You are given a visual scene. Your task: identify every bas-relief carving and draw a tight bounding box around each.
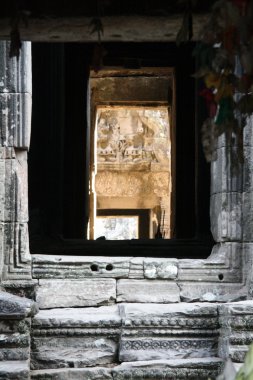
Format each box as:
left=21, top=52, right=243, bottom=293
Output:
left=95, top=171, right=169, bottom=198
left=96, top=108, right=170, bottom=165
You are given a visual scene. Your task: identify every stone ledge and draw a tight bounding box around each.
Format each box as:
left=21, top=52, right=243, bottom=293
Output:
left=0, top=291, right=37, bottom=319
left=0, top=360, right=30, bottom=380
left=31, top=367, right=112, bottom=380
left=112, top=358, right=223, bottom=379
left=36, top=279, right=116, bottom=308
left=32, top=255, right=131, bottom=279
left=32, top=305, right=121, bottom=329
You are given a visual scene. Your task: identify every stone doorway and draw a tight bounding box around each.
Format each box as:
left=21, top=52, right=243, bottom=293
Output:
left=92, top=103, right=172, bottom=240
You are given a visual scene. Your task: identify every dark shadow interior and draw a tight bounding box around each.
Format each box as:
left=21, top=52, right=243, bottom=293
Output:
left=28, top=42, right=213, bottom=257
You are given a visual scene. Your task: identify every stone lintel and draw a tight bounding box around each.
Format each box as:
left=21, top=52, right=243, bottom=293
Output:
left=0, top=15, right=208, bottom=42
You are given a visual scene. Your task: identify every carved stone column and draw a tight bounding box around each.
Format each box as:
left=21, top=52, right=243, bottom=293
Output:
left=210, top=123, right=253, bottom=297
left=0, top=42, right=32, bottom=282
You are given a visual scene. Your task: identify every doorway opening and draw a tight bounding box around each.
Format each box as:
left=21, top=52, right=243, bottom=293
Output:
left=92, top=105, right=172, bottom=240
left=88, top=68, right=175, bottom=240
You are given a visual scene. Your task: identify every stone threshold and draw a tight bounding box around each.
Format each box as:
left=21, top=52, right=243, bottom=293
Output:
left=31, top=244, right=246, bottom=304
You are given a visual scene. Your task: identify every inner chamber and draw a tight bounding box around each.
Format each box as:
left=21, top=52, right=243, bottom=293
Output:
left=92, top=106, right=172, bottom=240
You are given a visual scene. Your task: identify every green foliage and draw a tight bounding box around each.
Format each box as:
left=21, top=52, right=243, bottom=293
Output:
left=235, top=344, right=253, bottom=380
left=217, top=344, right=253, bottom=380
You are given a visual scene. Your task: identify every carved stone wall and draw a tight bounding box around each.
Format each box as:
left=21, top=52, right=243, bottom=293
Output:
left=0, top=41, right=32, bottom=282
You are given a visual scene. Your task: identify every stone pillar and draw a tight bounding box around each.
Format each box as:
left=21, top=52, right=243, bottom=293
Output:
left=0, top=41, right=32, bottom=282
left=242, top=117, right=253, bottom=296
left=209, top=120, right=253, bottom=297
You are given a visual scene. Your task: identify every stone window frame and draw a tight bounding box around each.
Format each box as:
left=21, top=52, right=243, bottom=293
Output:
left=0, top=40, right=251, bottom=303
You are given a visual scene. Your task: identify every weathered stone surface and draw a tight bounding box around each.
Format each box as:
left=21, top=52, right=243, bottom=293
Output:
left=0, top=294, right=33, bottom=361
left=243, top=115, right=253, bottom=147
left=0, top=291, right=37, bottom=319
left=112, top=358, right=223, bottom=379
left=178, top=243, right=243, bottom=283
left=36, top=279, right=116, bottom=308
left=0, top=93, right=32, bottom=148
left=144, top=258, right=178, bottom=279
left=180, top=283, right=246, bottom=302
left=31, top=336, right=117, bottom=369
left=243, top=146, right=253, bottom=192
left=242, top=192, right=253, bottom=241
left=1, top=279, right=38, bottom=300
left=32, top=255, right=130, bottom=279
left=92, top=76, right=170, bottom=103
left=119, top=303, right=218, bottom=361
left=119, top=337, right=218, bottom=361
left=211, top=147, right=243, bottom=194
left=0, top=42, right=32, bottom=94
left=31, top=306, right=120, bottom=369
left=0, top=223, right=31, bottom=281
left=117, top=280, right=180, bottom=303
left=0, top=15, right=208, bottom=42
left=129, top=257, right=144, bottom=279
left=31, top=367, right=112, bottom=380
left=219, top=301, right=253, bottom=363
left=0, top=151, right=28, bottom=222
left=210, top=192, right=242, bottom=242
left=120, top=302, right=219, bottom=322
left=0, top=360, right=30, bottom=380
left=32, top=305, right=121, bottom=328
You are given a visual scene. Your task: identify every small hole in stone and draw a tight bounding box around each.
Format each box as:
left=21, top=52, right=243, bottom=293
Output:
left=106, top=264, right=113, bottom=271
left=218, top=273, right=224, bottom=281
left=90, top=264, right=99, bottom=272
left=69, top=363, right=74, bottom=368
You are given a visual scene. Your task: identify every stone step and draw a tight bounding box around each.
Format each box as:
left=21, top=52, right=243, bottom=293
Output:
left=31, top=359, right=223, bottom=379
left=0, top=360, right=30, bottom=380
left=31, top=303, right=219, bottom=370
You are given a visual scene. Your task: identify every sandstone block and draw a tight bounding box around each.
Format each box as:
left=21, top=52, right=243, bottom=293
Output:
left=243, top=115, right=253, bottom=147
left=32, top=305, right=121, bottom=329
left=0, top=151, right=28, bottom=222
left=32, top=255, right=130, bottom=279
left=31, top=367, right=112, bottom=380
left=211, top=147, right=242, bottom=194
left=242, top=192, right=253, bottom=241
left=117, top=279, right=180, bottom=303
left=112, top=358, right=223, bottom=379
left=119, top=337, right=218, bottom=361
left=0, top=223, right=31, bottom=281
left=36, top=279, right=116, bottom=308
left=180, top=283, right=246, bottom=303
left=0, top=42, right=32, bottom=94
left=218, top=301, right=253, bottom=362
left=119, top=303, right=219, bottom=361
left=0, top=93, right=31, bottom=148
left=0, top=291, right=37, bottom=319
left=178, top=242, right=243, bottom=283
left=144, top=258, right=178, bottom=279
left=0, top=360, right=30, bottom=380
left=31, top=336, right=117, bottom=369
left=31, top=305, right=120, bottom=369
left=210, top=192, right=242, bottom=242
